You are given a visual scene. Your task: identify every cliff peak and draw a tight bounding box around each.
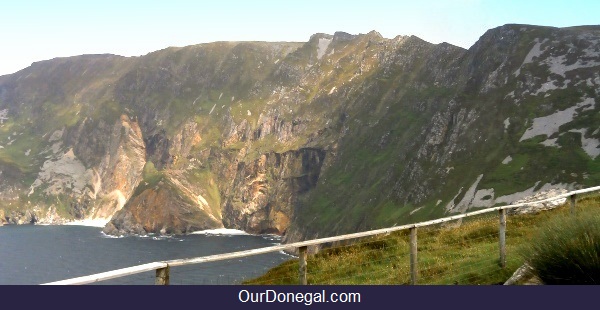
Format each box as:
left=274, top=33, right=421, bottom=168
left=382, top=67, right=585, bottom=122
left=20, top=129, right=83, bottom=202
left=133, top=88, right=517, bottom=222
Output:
left=333, top=31, right=357, bottom=42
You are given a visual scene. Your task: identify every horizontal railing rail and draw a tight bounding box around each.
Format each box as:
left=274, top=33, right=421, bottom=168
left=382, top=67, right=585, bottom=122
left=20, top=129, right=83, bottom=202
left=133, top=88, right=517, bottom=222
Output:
left=41, top=185, right=600, bottom=285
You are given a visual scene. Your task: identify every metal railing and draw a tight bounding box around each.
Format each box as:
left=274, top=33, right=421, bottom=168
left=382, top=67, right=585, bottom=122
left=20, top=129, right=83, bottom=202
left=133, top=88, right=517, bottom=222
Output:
left=41, top=185, right=600, bottom=285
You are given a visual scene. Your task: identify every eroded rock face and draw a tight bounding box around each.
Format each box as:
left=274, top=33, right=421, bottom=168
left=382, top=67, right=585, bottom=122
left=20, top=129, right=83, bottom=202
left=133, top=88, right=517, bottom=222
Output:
left=2, top=204, right=64, bottom=225
left=222, top=148, right=326, bottom=235
left=103, top=177, right=223, bottom=235
left=3, top=114, right=147, bottom=224
left=91, top=115, right=147, bottom=219
left=1, top=24, right=599, bottom=242
left=62, top=114, right=147, bottom=221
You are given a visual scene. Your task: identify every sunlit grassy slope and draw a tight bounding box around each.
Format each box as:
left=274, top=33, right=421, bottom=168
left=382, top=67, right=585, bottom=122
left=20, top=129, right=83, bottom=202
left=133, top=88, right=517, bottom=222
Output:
left=245, top=192, right=600, bottom=285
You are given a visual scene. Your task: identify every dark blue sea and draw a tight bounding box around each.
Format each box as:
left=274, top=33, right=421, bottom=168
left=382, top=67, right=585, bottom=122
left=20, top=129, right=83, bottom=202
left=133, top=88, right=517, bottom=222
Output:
left=0, top=224, right=291, bottom=285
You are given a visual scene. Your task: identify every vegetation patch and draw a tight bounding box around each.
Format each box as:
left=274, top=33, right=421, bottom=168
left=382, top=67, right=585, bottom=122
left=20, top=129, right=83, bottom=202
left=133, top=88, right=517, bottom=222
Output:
left=184, top=168, right=222, bottom=217
left=520, top=205, right=600, bottom=284
left=246, top=193, right=600, bottom=285
left=132, top=161, right=164, bottom=196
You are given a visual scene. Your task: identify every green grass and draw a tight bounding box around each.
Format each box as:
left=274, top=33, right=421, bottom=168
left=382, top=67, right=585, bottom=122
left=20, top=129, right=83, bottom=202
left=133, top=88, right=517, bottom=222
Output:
left=184, top=168, right=222, bottom=218
left=479, top=132, right=597, bottom=197
left=0, top=121, right=44, bottom=175
left=131, top=161, right=164, bottom=196
left=520, top=208, right=600, bottom=284
left=244, top=192, right=600, bottom=285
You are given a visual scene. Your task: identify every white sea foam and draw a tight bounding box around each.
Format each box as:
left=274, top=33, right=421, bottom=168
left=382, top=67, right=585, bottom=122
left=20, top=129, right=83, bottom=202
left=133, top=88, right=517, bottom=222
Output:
left=149, top=235, right=182, bottom=241
left=190, top=228, right=250, bottom=236
left=100, top=231, right=125, bottom=239
left=279, top=250, right=297, bottom=258
left=64, top=218, right=109, bottom=227
left=262, top=234, right=282, bottom=242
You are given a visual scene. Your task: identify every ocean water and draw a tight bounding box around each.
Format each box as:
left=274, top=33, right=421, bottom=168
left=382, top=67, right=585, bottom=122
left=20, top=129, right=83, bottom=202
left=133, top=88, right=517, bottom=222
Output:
left=0, top=224, right=291, bottom=285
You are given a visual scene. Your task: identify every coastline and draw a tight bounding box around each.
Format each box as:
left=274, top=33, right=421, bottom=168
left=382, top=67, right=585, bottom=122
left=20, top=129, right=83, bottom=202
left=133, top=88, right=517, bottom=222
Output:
left=189, top=228, right=251, bottom=236
left=7, top=218, right=284, bottom=242
left=63, top=219, right=109, bottom=228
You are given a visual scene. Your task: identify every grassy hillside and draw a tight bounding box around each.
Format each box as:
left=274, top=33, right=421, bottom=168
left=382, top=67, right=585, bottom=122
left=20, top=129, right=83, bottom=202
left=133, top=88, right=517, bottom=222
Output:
left=245, top=192, right=600, bottom=285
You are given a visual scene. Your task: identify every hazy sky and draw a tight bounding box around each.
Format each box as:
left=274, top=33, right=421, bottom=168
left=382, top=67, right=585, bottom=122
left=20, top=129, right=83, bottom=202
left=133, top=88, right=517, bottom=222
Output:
left=1, top=0, right=598, bottom=76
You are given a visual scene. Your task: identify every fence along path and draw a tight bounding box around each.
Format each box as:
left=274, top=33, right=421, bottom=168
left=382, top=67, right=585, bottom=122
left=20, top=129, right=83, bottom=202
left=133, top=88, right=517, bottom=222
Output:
left=42, top=185, right=600, bottom=285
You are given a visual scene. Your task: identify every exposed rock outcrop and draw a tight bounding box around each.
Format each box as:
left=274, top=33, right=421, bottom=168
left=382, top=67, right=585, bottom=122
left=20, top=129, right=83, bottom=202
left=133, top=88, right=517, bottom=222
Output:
left=103, top=176, right=223, bottom=235
left=222, top=148, right=326, bottom=235
left=1, top=24, right=599, bottom=242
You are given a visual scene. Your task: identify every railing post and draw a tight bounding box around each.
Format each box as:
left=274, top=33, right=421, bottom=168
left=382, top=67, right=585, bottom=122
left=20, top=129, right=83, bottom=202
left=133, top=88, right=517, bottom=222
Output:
left=499, top=209, right=506, bottom=268
left=299, top=246, right=308, bottom=285
left=155, top=265, right=170, bottom=285
left=410, top=227, right=418, bottom=285
left=570, top=194, right=577, bottom=215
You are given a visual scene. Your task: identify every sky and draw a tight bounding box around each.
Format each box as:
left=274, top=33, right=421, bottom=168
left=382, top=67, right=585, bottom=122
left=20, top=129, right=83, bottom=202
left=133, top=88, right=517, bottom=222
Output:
left=1, top=0, right=599, bottom=76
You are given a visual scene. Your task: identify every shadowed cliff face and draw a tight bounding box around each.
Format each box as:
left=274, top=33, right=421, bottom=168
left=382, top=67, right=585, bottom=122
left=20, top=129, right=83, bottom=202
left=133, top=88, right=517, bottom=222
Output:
left=222, top=148, right=326, bottom=235
left=1, top=25, right=599, bottom=241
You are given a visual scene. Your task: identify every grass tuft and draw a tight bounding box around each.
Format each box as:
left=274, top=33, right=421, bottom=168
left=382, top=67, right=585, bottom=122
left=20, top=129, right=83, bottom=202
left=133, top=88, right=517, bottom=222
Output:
left=520, top=209, right=600, bottom=284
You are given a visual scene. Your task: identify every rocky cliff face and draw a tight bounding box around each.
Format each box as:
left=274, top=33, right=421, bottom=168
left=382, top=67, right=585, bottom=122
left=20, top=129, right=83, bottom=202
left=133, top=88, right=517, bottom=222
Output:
left=1, top=24, right=599, bottom=242
left=221, top=148, right=326, bottom=235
